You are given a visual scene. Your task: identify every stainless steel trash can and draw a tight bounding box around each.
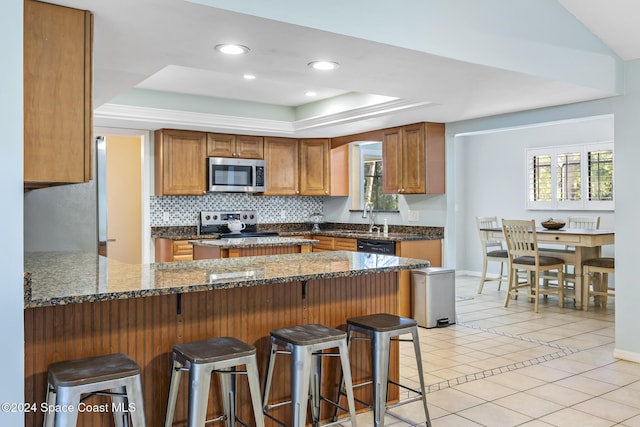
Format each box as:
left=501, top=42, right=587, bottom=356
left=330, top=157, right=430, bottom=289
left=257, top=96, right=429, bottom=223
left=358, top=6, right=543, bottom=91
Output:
left=411, top=268, right=456, bottom=328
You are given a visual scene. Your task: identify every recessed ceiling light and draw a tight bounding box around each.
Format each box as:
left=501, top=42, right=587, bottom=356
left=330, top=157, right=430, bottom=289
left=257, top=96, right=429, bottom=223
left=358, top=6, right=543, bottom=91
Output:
left=215, top=44, right=250, bottom=55
left=308, top=61, right=340, bottom=71
left=305, top=91, right=317, bottom=97
left=243, top=74, right=256, bottom=80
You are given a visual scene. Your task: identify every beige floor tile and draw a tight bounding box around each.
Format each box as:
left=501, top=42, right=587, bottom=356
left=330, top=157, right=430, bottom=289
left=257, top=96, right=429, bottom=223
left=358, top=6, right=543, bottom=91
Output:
left=483, top=371, right=547, bottom=391
left=582, top=365, right=640, bottom=387
left=429, top=413, right=484, bottom=426
left=539, top=357, right=600, bottom=375
left=571, top=396, right=640, bottom=423
left=539, top=407, right=616, bottom=426
left=398, top=275, right=639, bottom=426
left=601, top=386, right=640, bottom=409
left=457, top=402, right=532, bottom=426
left=516, top=364, right=575, bottom=382
left=554, top=375, right=619, bottom=396
left=493, top=391, right=564, bottom=417
left=524, top=383, right=592, bottom=407
left=620, top=414, right=640, bottom=426
left=424, top=388, right=485, bottom=413
left=516, top=421, right=556, bottom=426
left=452, top=379, right=518, bottom=401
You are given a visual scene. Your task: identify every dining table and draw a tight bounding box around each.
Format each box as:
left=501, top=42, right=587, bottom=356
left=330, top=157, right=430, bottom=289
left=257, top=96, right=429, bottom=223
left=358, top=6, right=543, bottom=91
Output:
left=480, top=227, right=615, bottom=309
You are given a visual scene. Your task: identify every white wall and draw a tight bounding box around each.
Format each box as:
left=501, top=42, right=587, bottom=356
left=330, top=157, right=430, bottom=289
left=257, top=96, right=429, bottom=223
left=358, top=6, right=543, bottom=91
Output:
left=455, top=115, right=615, bottom=275
left=0, top=1, right=25, bottom=424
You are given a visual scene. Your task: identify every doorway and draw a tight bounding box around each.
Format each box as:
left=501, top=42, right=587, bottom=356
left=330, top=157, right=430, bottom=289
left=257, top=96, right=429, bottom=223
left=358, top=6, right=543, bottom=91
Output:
left=97, top=134, right=143, bottom=263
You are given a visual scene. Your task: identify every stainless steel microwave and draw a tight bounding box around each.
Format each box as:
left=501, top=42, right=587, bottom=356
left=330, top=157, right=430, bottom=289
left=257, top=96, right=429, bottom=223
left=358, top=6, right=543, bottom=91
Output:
left=207, top=157, right=266, bottom=193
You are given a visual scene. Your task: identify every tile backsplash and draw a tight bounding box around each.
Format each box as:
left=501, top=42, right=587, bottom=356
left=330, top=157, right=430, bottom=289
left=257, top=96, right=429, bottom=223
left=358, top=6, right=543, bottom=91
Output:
left=150, top=193, right=323, bottom=226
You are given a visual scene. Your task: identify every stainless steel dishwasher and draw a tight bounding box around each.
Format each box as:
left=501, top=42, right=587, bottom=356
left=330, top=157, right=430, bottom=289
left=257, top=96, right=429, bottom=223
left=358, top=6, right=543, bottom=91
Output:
left=356, top=238, right=396, bottom=255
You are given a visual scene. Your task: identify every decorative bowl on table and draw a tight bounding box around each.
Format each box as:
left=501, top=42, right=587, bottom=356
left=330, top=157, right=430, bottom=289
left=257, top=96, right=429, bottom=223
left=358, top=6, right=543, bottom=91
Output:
left=541, top=219, right=566, bottom=230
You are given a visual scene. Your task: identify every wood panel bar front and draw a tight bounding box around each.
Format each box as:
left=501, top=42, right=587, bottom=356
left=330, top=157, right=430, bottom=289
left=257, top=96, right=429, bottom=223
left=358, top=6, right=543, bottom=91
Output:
left=24, top=272, right=399, bottom=426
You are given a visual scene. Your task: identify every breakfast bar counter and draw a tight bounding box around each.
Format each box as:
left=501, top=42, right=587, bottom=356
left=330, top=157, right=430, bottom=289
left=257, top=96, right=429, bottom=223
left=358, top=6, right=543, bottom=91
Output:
left=24, top=251, right=428, bottom=426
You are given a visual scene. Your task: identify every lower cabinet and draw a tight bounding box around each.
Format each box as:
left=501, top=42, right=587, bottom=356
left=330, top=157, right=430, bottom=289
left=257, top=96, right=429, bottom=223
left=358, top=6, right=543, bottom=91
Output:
left=396, top=239, right=442, bottom=318
left=155, top=238, right=194, bottom=262
left=311, top=235, right=358, bottom=252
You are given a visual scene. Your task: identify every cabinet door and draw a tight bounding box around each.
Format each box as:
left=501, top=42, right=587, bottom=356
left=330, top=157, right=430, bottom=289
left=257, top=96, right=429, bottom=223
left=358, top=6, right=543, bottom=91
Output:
left=330, top=144, right=349, bottom=196
left=24, top=0, right=93, bottom=186
left=334, top=237, right=357, bottom=251
left=235, top=135, right=264, bottom=159
left=382, top=128, right=402, bottom=194
left=424, top=122, right=446, bottom=194
left=206, top=133, right=236, bottom=158
left=155, top=130, right=207, bottom=195
left=264, top=137, right=299, bottom=195
left=299, top=139, right=330, bottom=195
left=401, top=123, right=426, bottom=194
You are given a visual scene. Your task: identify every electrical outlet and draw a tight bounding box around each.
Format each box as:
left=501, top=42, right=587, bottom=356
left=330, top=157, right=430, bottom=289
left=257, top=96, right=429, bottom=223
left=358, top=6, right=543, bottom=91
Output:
left=408, top=210, right=419, bottom=222
left=163, top=212, right=170, bottom=222
left=280, top=210, right=287, bottom=220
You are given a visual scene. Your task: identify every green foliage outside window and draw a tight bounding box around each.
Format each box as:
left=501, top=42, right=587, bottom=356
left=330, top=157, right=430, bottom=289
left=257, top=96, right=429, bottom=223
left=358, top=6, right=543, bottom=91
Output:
left=363, top=159, right=398, bottom=210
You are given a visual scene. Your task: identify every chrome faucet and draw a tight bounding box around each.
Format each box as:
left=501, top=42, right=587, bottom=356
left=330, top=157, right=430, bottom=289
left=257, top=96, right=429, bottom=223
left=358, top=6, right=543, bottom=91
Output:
left=362, top=202, right=379, bottom=233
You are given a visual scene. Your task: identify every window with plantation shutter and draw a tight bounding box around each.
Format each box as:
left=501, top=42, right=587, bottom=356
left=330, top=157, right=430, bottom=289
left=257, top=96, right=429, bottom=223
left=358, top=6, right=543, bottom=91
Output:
left=526, top=142, right=613, bottom=210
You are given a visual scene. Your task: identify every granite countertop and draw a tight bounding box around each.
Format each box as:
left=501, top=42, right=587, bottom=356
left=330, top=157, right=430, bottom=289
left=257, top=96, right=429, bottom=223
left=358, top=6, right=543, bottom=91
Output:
left=24, top=251, right=429, bottom=308
left=189, top=236, right=319, bottom=248
left=152, top=223, right=444, bottom=241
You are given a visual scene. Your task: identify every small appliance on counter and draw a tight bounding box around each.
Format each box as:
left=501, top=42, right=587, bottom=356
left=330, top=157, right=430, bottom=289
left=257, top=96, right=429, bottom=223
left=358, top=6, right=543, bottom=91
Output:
left=199, top=210, right=279, bottom=238
left=308, top=212, right=324, bottom=233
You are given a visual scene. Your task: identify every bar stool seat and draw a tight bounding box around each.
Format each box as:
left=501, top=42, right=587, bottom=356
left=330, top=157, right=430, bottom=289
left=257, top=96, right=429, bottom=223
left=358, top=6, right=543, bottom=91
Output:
left=165, top=337, right=264, bottom=427
left=338, top=313, right=431, bottom=427
left=43, top=352, right=146, bottom=427
left=263, top=324, right=357, bottom=427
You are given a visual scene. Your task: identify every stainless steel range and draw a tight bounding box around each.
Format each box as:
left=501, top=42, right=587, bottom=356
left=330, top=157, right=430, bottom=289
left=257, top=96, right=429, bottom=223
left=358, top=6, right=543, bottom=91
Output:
left=199, top=210, right=279, bottom=238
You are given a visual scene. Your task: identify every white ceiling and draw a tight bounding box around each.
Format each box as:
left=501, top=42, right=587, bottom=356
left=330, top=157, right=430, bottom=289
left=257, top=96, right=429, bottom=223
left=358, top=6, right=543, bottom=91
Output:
left=45, top=0, right=640, bottom=137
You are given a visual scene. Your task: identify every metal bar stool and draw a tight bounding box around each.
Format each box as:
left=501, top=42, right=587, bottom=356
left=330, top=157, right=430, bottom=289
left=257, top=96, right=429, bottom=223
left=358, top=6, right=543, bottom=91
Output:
left=43, top=352, right=146, bottom=427
left=164, top=337, right=265, bottom=427
left=336, top=313, right=431, bottom=427
left=262, top=324, right=357, bottom=427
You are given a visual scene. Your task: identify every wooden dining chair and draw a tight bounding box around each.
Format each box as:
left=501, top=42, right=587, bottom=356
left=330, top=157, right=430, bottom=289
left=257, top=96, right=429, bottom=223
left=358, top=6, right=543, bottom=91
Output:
left=560, top=215, right=601, bottom=290
left=582, top=257, right=615, bottom=311
left=476, top=216, right=508, bottom=294
left=502, top=219, right=567, bottom=313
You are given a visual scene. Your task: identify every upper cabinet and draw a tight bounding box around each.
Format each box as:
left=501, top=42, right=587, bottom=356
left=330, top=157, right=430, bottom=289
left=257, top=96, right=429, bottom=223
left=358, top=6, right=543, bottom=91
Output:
left=206, top=133, right=264, bottom=159
left=264, top=137, right=299, bottom=195
left=299, top=139, right=330, bottom=196
left=382, top=122, right=445, bottom=194
left=155, top=129, right=207, bottom=196
left=24, top=0, right=93, bottom=188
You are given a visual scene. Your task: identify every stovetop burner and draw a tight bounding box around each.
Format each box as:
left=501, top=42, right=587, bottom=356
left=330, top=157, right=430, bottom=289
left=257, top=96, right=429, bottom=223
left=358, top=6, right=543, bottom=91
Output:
left=220, top=231, right=279, bottom=239
left=199, top=210, right=279, bottom=238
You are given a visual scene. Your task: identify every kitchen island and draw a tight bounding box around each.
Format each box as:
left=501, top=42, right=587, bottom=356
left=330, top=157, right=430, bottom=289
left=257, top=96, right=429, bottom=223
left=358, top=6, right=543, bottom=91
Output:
left=24, top=251, right=429, bottom=426
left=189, top=236, right=319, bottom=259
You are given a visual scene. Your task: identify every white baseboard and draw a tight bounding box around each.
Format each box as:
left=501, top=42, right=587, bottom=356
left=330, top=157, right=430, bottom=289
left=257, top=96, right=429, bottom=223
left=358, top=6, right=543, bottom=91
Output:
left=613, top=348, right=640, bottom=363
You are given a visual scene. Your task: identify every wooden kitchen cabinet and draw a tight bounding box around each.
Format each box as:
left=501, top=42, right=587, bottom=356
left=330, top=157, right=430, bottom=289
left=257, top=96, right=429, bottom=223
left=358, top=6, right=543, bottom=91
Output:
left=311, top=235, right=335, bottom=252
left=207, top=133, right=264, bottom=159
left=311, top=235, right=357, bottom=252
left=334, top=237, right=358, bottom=251
left=299, top=138, right=330, bottom=195
left=396, top=239, right=443, bottom=318
left=155, top=238, right=194, bottom=262
left=155, top=129, right=207, bottom=195
left=382, top=122, right=445, bottom=195
left=330, top=144, right=349, bottom=196
left=24, top=0, right=93, bottom=188
left=264, top=137, right=299, bottom=195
